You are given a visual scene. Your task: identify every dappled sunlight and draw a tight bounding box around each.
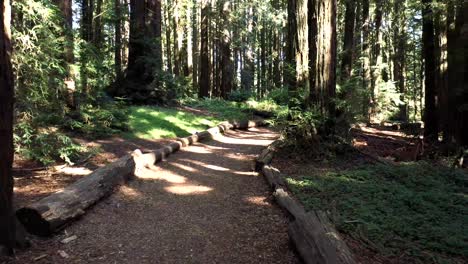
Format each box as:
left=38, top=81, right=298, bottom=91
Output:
left=184, top=145, right=213, bottom=154
left=135, top=167, right=187, bottom=184
left=214, top=135, right=274, bottom=146
left=232, top=171, right=257, bottom=177
left=56, top=166, right=93, bottom=176
left=119, top=185, right=142, bottom=199
left=244, top=196, right=270, bottom=207
left=204, top=164, right=230, bottom=171
left=164, top=185, right=213, bottom=195
left=170, top=162, right=198, bottom=173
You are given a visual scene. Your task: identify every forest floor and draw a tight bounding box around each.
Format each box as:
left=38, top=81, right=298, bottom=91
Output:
left=273, top=125, right=467, bottom=264
left=6, top=126, right=299, bottom=264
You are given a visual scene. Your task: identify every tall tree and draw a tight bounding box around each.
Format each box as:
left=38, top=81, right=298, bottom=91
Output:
left=422, top=0, right=438, bottom=139
left=53, top=0, right=75, bottom=108
left=340, top=0, right=356, bottom=80
left=0, top=0, right=15, bottom=254
left=286, top=0, right=298, bottom=108
left=393, top=0, right=407, bottom=121
left=220, top=1, right=233, bottom=99
left=309, top=0, right=337, bottom=116
left=114, top=0, right=123, bottom=82
left=199, top=0, right=210, bottom=97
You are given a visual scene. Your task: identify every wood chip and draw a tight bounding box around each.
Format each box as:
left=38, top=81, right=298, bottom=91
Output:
left=33, top=254, right=47, bottom=261
left=61, top=235, right=77, bottom=244
left=58, top=250, right=70, bottom=259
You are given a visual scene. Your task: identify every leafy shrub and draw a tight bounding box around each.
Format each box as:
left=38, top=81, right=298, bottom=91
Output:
left=267, top=88, right=289, bottom=105
left=228, top=90, right=254, bottom=102
left=14, top=122, right=85, bottom=165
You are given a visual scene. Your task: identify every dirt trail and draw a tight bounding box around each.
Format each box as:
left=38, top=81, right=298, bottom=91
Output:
left=7, top=127, right=299, bottom=264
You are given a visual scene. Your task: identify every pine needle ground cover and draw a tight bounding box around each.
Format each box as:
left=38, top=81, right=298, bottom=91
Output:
left=286, top=162, right=467, bottom=263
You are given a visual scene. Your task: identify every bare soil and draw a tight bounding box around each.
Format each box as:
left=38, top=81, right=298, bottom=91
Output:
left=5, top=127, right=299, bottom=264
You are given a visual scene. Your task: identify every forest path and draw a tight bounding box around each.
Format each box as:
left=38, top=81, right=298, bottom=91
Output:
left=11, top=127, right=298, bottom=264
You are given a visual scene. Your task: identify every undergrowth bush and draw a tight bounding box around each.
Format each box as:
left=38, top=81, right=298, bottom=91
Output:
left=14, top=121, right=85, bottom=165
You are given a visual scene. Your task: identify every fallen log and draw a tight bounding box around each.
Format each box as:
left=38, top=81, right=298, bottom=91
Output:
left=262, top=165, right=286, bottom=190
left=255, top=140, right=284, bottom=171
left=289, top=211, right=356, bottom=264
left=16, top=151, right=140, bottom=236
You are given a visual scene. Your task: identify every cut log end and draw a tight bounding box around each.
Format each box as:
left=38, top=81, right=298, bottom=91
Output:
left=16, top=208, right=51, bottom=237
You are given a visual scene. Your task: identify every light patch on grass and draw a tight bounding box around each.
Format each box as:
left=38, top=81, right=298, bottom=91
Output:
left=126, top=106, right=223, bottom=139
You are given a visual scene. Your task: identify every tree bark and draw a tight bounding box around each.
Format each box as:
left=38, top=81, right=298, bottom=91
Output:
left=393, top=0, right=407, bottom=121
left=340, top=0, right=356, bottom=81
left=422, top=0, right=438, bottom=139
left=309, top=0, right=337, bottom=116
left=220, top=1, right=233, bottom=99
left=0, top=0, right=15, bottom=253
left=287, top=0, right=298, bottom=109
left=199, top=0, right=211, bottom=97
left=114, top=0, right=123, bottom=82
left=53, top=0, right=75, bottom=109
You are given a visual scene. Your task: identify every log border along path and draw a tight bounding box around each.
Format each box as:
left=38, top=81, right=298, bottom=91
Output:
left=13, top=120, right=299, bottom=263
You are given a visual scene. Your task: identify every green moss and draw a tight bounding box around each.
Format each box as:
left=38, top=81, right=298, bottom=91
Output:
left=287, top=162, right=468, bottom=262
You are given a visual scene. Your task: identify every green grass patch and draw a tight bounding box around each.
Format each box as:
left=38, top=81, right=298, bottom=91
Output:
left=126, top=106, right=223, bottom=139
left=286, top=162, right=467, bottom=263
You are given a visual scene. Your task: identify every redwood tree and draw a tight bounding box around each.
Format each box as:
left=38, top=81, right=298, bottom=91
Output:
left=422, top=0, right=438, bottom=139
left=0, top=0, right=15, bottom=254
left=309, top=0, right=337, bottom=116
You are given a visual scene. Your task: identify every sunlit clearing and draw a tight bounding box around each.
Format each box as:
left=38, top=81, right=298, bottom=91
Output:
left=135, top=168, right=187, bottom=184
left=165, top=185, right=213, bottom=195
left=245, top=196, right=269, bottom=206
left=57, top=166, right=93, bottom=176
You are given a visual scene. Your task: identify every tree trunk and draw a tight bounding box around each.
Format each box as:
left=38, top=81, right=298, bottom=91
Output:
left=0, top=0, right=15, bottom=253
left=94, top=0, right=103, bottom=48
left=296, top=0, right=309, bottom=90
left=147, top=0, right=163, bottom=73
left=340, top=0, right=356, bottom=81
left=164, top=0, right=173, bottom=74
left=192, top=0, right=199, bottom=89
left=220, top=1, right=233, bottom=99
left=362, top=0, right=371, bottom=120
left=309, top=0, right=337, bottom=116
left=80, top=0, right=93, bottom=95
left=114, top=0, right=123, bottom=83
left=393, top=0, right=407, bottom=121
left=199, top=0, right=211, bottom=97
left=422, top=0, right=438, bottom=139
left=127, top=0, right=146, bottom=79
left=53, top=0, right=75, bottom=109
left=287, top=0, right=298, bottom=108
